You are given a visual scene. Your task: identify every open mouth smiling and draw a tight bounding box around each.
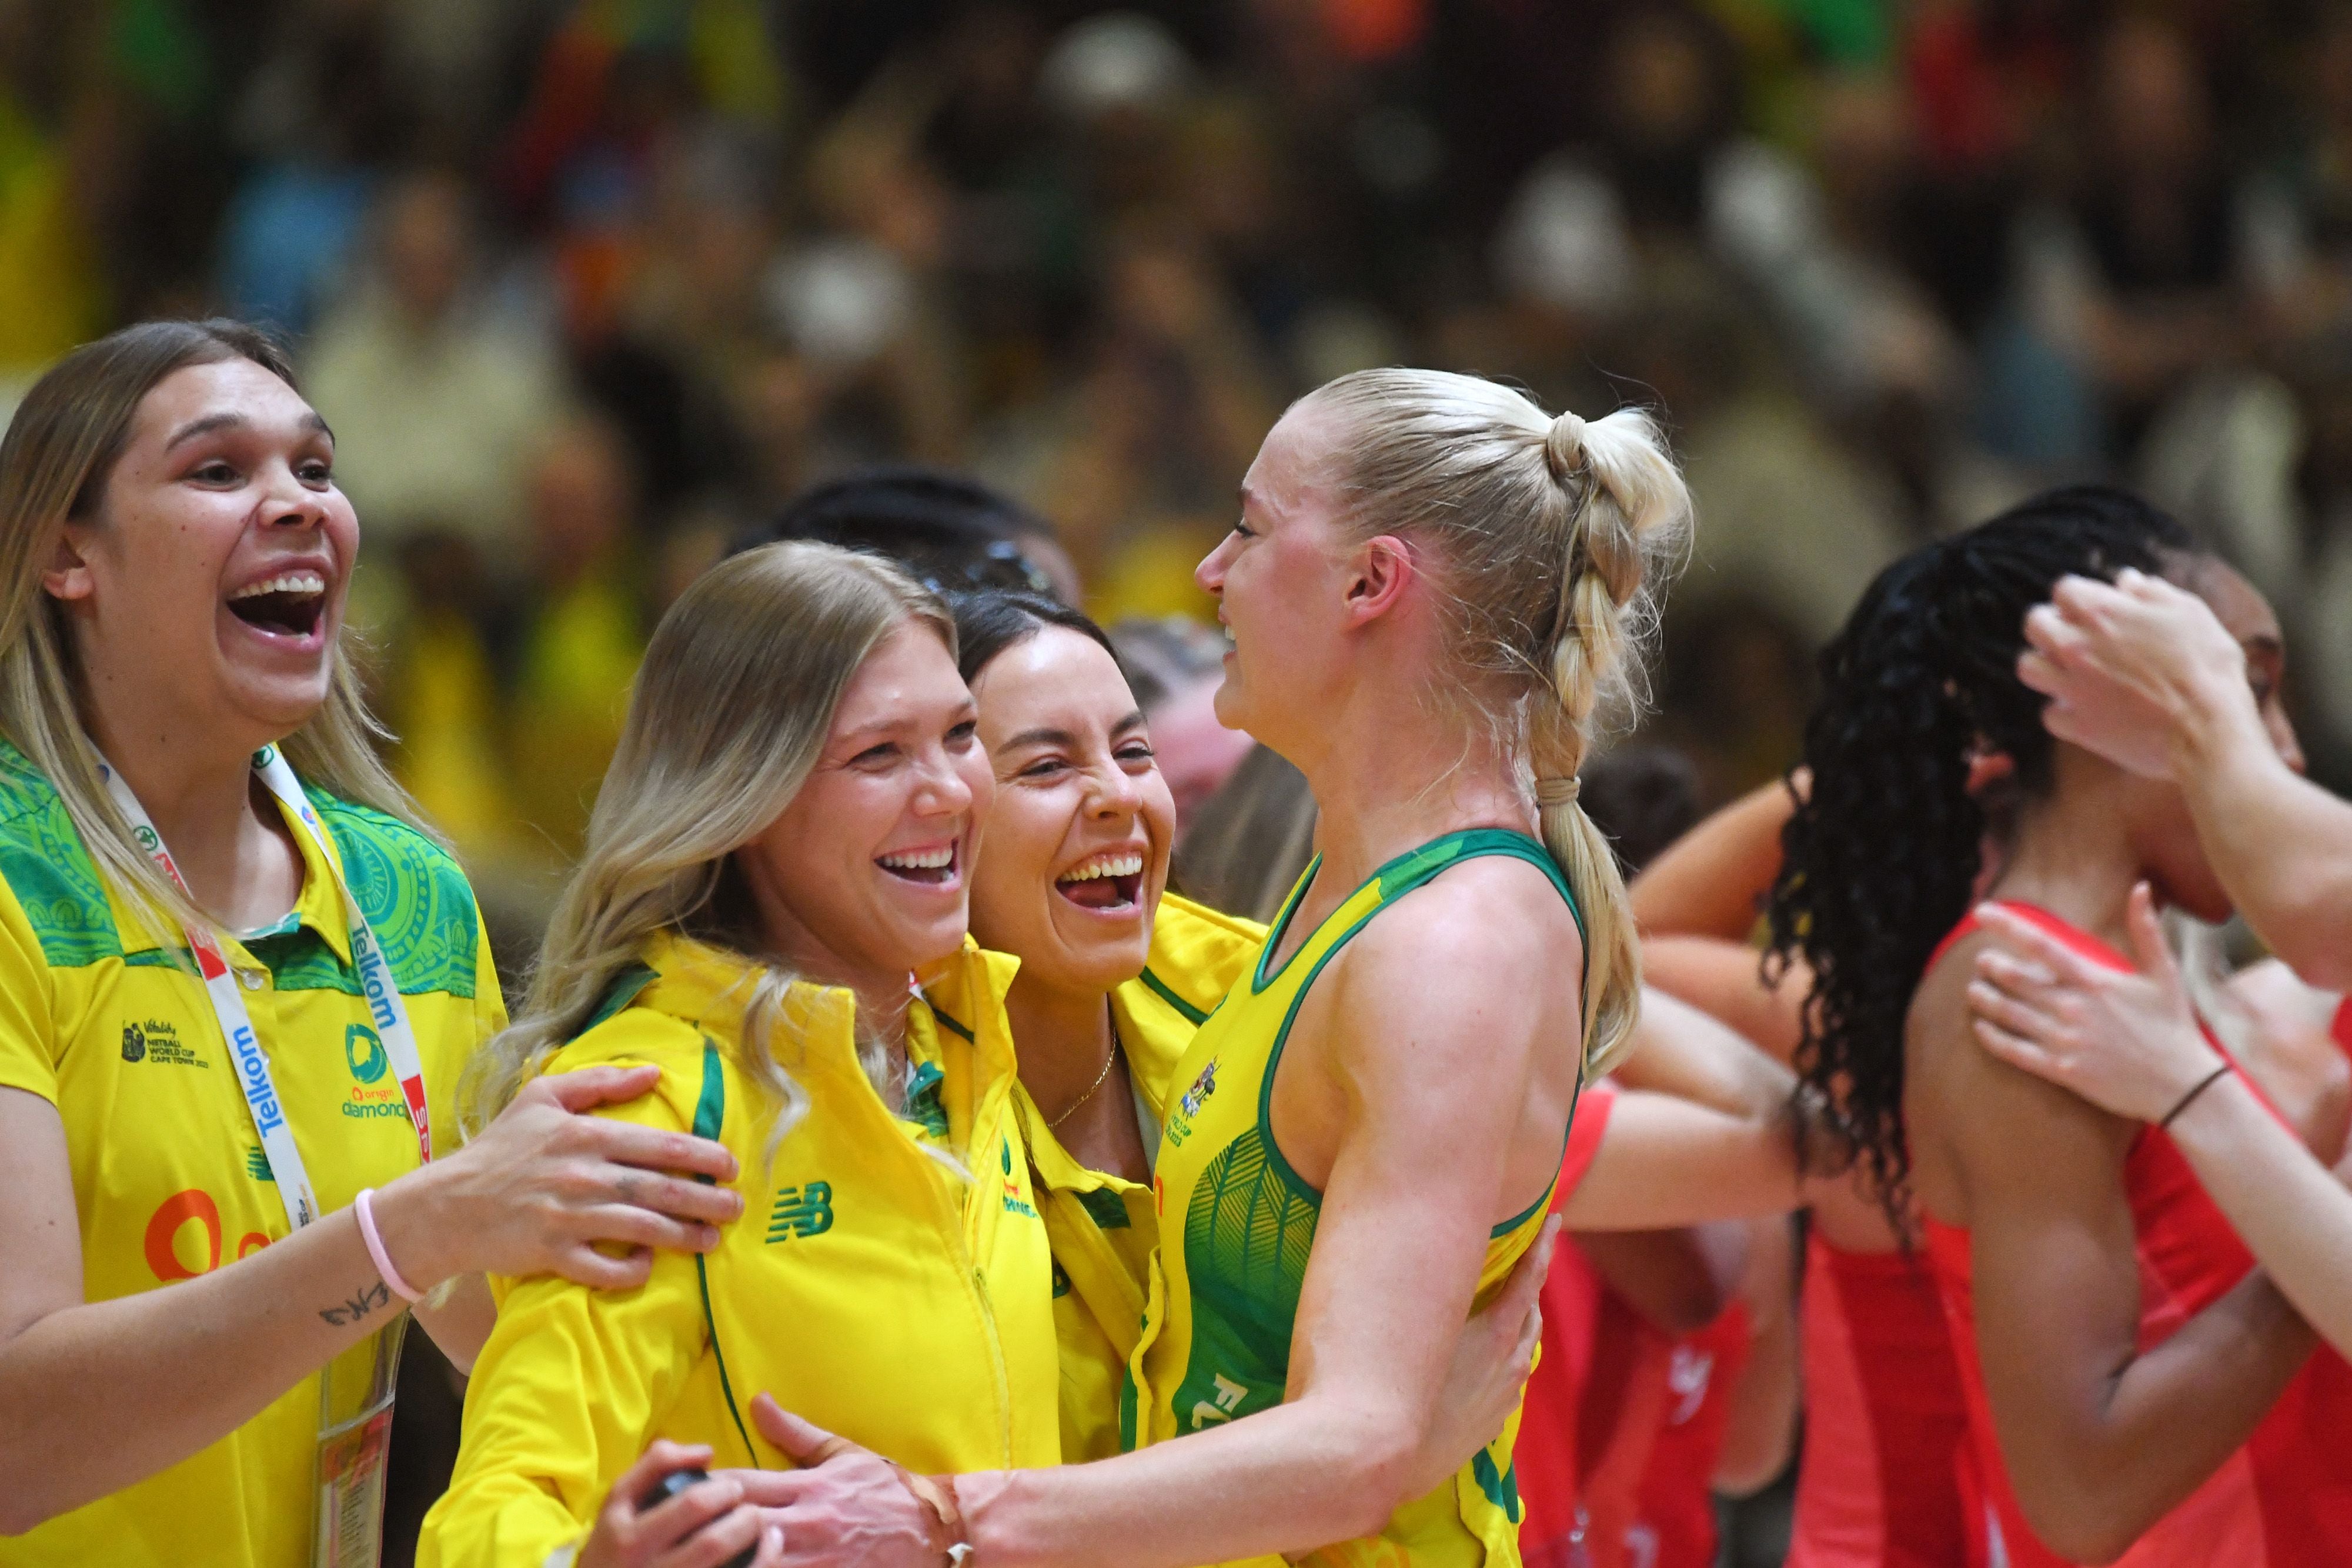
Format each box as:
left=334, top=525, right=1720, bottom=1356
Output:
left=1056, top=849, right=1144, bottom=912
left=877, top=842, right=960, bottom=887
left=226, top=570, right=328, bottom=639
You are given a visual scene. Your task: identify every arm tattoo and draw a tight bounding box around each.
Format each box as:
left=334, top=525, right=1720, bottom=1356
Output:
left=318, top=1279, right=392, bottom=1327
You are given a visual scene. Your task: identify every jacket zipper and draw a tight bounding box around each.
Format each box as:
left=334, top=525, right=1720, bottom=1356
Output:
left=957, top=1081, right=1017, bottom=1463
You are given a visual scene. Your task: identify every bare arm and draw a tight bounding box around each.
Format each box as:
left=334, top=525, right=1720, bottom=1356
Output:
left=1922, top=942, right=2314, bottom=1563
left=2171, top=701, right=2352, bottom=988
left=1971, top=893, right=2352, bottom=1363
left=1711, top=1216, right=1800, bottom=1497
left=2023, top=569, right=2352, bottom=987
left=1563, top=995, right=1816, bottom=1230
left=0, top=1068, right=742, bottom=1533
left=744, top=869, right=1574, bottom=1568
left=1638, top=938, right=1808, bottom=1064
left=1557, top=1089, right=1805, bottom=1230
left=1625, top=780, right=1811, bottom=1060
left=1613, top=987, right=1798, bottom=1115
left=1629, top=779, right=1796, bottom=941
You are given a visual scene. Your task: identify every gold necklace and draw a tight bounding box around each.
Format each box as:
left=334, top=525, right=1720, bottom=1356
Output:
left=1047, top=1011, right=1124, bottom=1131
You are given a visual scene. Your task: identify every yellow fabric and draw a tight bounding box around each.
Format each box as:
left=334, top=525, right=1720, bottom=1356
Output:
left=1127, top=833, right=1575, bottom=1568
left=419, top=931, right=1061, bottom=1568
left=1019, top=893, right=1267, bottom=1463
left=0, top=747, right=503, bottom=1568
left=0, top=99, right=103, bottom=369
left=508, top=568, right=642, bottom=860
left=389, top=611, right=524, bottom=865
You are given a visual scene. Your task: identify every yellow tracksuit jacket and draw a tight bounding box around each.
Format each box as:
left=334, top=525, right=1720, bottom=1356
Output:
left=419, top=930, right=1060, bottom=1567
left=1011, top=893, right=1267, bottom=1463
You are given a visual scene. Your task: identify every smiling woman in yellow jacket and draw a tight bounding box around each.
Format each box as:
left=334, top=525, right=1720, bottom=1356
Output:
left=418, top=543, right=1059, bottom=1568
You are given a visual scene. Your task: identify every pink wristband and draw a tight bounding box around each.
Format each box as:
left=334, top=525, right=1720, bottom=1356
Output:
left=354, top=1187, right=423, bottom=1303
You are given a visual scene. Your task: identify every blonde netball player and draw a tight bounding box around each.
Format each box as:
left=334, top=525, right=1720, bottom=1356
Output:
left=0, top=322, right=740, bottom=1568
left=737, top=369, right=1687, bottom=1568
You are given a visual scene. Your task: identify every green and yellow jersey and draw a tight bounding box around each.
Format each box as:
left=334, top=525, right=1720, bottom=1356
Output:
left=1124, top=830, right=1585, bottom=1568
left=1015, top=892, right=1267, bottom=1463
left=419, top=930, right=1061, bottom=1568
left=0, top=742, right=502, bottom=1568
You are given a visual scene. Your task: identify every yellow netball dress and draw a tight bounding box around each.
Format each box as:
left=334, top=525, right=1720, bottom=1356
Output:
left=1123, top=829, right=1584, bottom=1568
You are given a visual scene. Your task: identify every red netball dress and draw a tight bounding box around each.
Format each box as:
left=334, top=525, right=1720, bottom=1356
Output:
left=1784, top=1229, right=1970, bottom=1568
left=1516, top=1081, right=1621, bottom=1568
left=1923, top=902, right=2352, bottom=1567
left=1621, top=1298, right=1755, bottom=1568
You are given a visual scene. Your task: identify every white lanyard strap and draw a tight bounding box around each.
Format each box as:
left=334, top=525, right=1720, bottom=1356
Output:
left=96, top=744, right=432, bottom=1234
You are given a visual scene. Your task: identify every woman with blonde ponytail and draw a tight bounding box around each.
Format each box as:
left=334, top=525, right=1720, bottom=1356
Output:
left=751, top=369, right=1689, bottom=1568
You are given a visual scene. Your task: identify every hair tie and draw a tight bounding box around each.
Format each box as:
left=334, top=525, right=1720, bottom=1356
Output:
left=1534, top=775, right=1581, bottom=810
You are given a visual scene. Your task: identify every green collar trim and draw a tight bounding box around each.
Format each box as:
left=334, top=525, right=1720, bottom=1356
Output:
left=1138, top=965, right=1207, bottom=1025
left=580, top=962, right=659, bottom=1038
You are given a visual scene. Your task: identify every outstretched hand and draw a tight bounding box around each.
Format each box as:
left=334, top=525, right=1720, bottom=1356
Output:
left=385, top=1064, right=745, bottom=1293
left=1966, top=885, right=2223, bottom=1125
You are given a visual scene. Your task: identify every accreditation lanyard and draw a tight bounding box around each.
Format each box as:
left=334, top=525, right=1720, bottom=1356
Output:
left=96, top=744, right=432, bottom=1233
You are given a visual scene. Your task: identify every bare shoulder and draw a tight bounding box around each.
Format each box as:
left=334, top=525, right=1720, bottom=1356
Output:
left=1322, top=854, right=1578, bottom=1077
left=1906, top=928, right=2130, bottom=1221
left=1361, top=851, right=1581, bottom=972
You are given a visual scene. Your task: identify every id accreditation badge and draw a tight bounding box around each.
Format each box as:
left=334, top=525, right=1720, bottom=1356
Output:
left=313, top=1315, right=406, bottom=1568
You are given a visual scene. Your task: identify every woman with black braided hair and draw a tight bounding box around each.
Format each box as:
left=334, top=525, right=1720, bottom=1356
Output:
left=1767, top=484, right=2352, bottom=1567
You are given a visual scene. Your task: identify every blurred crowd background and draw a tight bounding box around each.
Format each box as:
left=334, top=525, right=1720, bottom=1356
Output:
left=12, top=0, right=2352, bottom=933
left=12, top=0, right=2351, bottom=1560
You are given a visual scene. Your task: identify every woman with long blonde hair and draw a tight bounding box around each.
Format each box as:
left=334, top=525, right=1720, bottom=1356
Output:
left=738, top=369, right=1690, bottom=1568
left=421, top=541, right=1064, bottom=1568
left=0, top=320, right=739, bottom=1568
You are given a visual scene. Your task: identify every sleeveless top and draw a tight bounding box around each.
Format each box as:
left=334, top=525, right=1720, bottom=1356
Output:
left=1785, top=1232, right=1970, bottom=1568
left=1624, top=1298, right=1756, bottom=1568
left=1922, top=902, right=2352, bottom=1567
left=1123, top=828, right=1586, bottom=1568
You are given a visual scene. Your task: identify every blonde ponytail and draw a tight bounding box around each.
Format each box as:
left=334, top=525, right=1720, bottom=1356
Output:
left=1529, top=406, right=1688, bottom=1069
left=1301, top=372, right=1691, bottom=1076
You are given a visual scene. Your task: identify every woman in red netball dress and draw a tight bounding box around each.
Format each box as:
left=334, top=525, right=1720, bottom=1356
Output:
left=1769, top=485, right=2351, bottom=1567
left=1636, top=782, right=1971, bottom=1568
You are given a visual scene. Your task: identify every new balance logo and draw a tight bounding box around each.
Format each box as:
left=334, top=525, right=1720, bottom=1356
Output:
left=766, top=1182, right=834, bottom=1242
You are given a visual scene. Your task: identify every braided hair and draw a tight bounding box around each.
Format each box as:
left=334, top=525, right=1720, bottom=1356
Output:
left=1301, top=370, right=1692, bottom=1072
left=1764, top=486, right=2196, bottom=1216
